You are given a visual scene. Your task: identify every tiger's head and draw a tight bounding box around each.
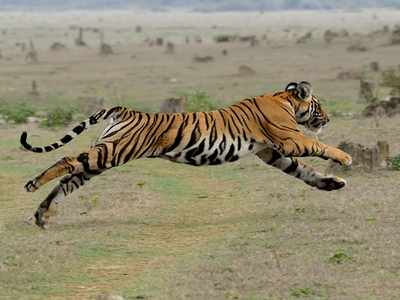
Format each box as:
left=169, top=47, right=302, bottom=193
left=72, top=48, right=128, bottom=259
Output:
left=285, top=81, right=329, bottom=134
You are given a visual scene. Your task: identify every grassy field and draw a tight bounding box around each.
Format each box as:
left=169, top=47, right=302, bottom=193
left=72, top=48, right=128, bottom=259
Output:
left=1, top=9, right=400, bottom=300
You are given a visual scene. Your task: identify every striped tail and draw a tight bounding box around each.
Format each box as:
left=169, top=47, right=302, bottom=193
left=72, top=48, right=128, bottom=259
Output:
left=20, top=109, right=109, bottom=153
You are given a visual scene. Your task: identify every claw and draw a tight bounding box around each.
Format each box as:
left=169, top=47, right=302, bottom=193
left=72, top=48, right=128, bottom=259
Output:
left=25, top=179, right=39, bottom=192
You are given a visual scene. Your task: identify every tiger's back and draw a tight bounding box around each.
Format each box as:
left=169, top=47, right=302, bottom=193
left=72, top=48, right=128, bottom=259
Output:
left=98, top=105, right=269, bottom=166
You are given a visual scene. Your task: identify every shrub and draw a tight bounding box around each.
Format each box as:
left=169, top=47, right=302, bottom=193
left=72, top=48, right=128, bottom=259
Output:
left=382, top=69, right=400, bottom=95
left=183, top=91, right=219, bottom=112
left=389, top=154, right=400, bottom=170
left=41, top=106, right=75, bottom=128
left=290, top=287, right=316, bottom=298
left=213, top=34, right=237, bottom=43
left=0, top=102, right=36, bottom=124
left=328, top=249, right=353, bottom=264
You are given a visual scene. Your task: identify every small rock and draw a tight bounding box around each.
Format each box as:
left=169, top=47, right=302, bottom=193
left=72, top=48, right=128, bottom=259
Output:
left=238, top=65, right=256, bottom=76
left=96, top=293, right=125, bottom=300
left=27, top=116, right=40, bottom=123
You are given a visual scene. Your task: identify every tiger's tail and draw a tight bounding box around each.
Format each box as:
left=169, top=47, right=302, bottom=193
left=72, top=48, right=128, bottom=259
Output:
left=20, top=107, right=124, bottom=153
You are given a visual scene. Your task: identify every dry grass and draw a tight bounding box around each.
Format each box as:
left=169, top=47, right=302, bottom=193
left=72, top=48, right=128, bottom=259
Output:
left=1, top=8, right=400, bottom=300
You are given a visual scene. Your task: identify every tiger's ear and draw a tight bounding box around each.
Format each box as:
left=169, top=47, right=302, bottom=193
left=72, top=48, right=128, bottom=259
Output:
left=286, top=81, right=312, bottom=101
left=285, top=82, right=298, bottom=92
left=297, top=81, right=312, bottom=101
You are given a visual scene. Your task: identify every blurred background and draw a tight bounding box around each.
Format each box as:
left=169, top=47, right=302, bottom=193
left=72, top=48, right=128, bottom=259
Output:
left=1, top=1, right=400, bottom=300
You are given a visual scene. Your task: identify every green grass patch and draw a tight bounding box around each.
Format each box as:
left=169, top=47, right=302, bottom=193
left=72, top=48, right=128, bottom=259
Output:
left=389, top=154, right=400, bottom=170
left=0, top=102, right=36, bottom=124
left=320, top=98, right=363, bottom=116
left=0, top=161, right=42, bottom=176
left=328, top=249, right=353, bottom=264
left=181, top=90, right=220, bottom=112
left=40, top=106, right=76, bottom=128
left=290, top=287, right=317, bottom=298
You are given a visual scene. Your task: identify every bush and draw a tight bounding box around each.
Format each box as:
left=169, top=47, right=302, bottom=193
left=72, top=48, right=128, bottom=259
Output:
left=328, top=249, right=353, bottom=264
left=41, top=106, right=75, bottom=128
left=382, top=69, right=400, bottom=95
left=389, top=154, right=400, bottom=170
left=0, top=102, right=36, bottom=124
left=290, top=287, right=316, bottom=298
left=213, top=34, right=237, bottom=43
left=183, top=91, right=219, bottom=112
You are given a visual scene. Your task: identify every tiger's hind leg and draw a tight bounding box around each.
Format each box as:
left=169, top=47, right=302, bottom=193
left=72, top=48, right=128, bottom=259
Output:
left=34, top=172, right=98, bottom=228
left=24, top=144, right=112, bottom=228
left=256, top=148, right=346, bottom=191
left=25, top=145, right=109, bottom=193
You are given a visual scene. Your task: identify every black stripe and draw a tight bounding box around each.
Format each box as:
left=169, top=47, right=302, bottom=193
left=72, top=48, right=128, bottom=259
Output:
left=129, top=114, right=161, bottom=159
left=225, top=144, right=236, bottom=161
left=104, top=106, right=122, bottom=119
left=283, top=160, right=298, bottom=174
left=61, top=135, right=73, bottom=144
left=232, top=104, right=253, bottom=133
left=268, top=150, right=282, bottom=164
left=185, top=139, right=206, bottom=161
left=208, top=149, right=219, bottom=164
left=77, top=152, right=101, bottom=175
left=228, top=108, right=244, bottom=134
left=164, top=119, right=185, bottom=153
left=72, top=123, right=86, bottom=134
left=209, top=123, right=218, bottom=147
left=184, top=120, right=200, bottom=150
left=71, top=180, right=79, bottom=189
left=203, top=112, right=210, bottom=129
left=121, top=114, right=151, bottom=163
left=219, top=134, right=226, bottom=154
left=51, top=143, right=60, bottom=149
left=111, top=114, right=145, bottom=165
left=137, top=115, right=168, bottom=157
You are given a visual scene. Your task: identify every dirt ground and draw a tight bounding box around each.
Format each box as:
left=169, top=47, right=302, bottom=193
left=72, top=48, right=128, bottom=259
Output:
left=1, top=8, right=400, bottom=300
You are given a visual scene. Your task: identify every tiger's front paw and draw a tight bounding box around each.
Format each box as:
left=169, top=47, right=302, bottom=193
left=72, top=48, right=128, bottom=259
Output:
left=342, top=152, right=352, bottom=166
left=25, top=179, right=39, bottom=192
left=333, top=149, right=352, bottom=166
left=317, top=176, right=347, bottom=191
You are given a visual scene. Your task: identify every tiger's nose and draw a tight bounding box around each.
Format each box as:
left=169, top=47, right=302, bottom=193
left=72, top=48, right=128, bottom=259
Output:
left=326, top=116, right=330, bottom=123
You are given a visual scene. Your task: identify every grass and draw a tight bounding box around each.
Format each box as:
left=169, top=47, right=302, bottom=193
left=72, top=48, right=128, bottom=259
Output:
left=320, top=98, right=364, bottom=116
left=328, top=249, right=353, bottom=264
left=40, top=106, right=76, bottom=128
left=0, top=102, right=36, bottom=124
left=180, top=90, right=220, bottom=112
left=2, top=103, right=400, bottom=299
left=290, top=287, right=317, bottom=298
left=389, top=154, right=400, bottom=170
left=2, top=117, right=400, bottom=300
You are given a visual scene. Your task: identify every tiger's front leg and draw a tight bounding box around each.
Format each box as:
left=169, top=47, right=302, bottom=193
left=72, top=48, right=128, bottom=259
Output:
left=256, top=148, right=346, bottom=191
left=274, top=133, right=352, bottom=166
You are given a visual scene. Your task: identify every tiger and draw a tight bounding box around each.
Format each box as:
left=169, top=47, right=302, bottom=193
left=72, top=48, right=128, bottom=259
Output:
left=21, top=81, right=352, bottom=229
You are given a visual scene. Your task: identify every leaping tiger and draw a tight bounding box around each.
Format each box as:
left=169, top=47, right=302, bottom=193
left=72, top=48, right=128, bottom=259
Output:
left=21, top=81, right=352, bottom=228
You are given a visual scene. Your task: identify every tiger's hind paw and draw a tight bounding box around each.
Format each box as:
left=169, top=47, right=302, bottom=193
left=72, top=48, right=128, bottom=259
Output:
left=317, top=176, right=346, bottom=191
left=34, top=209, right=49, bottom=229
left=25, top=179, right=39, bottom=192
